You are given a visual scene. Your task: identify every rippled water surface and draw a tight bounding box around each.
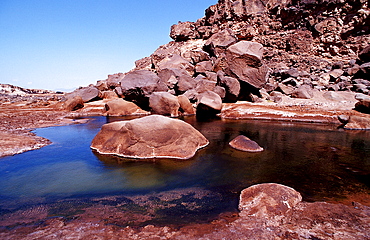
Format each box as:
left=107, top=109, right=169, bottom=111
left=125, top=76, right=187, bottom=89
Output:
left=1, top=116, right=369, bottom=227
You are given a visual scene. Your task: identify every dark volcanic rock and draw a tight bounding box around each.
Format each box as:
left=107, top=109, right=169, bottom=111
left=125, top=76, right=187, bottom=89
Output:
left=91, top=115, right=209, bottom=159
left=120, top=70, right=168, bottom=108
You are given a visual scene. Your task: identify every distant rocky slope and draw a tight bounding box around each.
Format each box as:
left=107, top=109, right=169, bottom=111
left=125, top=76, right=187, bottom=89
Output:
left=0, top=83, right=58, bottom=95
left=61, top=0, right=369, bottom=121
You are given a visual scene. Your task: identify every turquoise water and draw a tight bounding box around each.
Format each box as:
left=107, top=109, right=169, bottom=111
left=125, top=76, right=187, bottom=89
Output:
left=0, top=116, right=369, bottom=226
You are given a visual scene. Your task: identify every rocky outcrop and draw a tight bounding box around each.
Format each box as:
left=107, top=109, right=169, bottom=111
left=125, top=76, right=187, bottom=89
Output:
left=60, top=0, right=369, bottom=121
left=229, top=135, right=264, bottom=152
left=91, top=115, right=209, bottom=159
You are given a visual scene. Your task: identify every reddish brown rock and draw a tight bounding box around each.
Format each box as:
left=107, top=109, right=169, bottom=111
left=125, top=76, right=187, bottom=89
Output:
left=197, top=90, right=223, bottom=112
left=178, top=95, right=196, bottom=115
left=158, top=68, right=196, bottom=93
left=157, top=54, right=194, bottom=75
left=91, top=115, right=209, bottom=159
left=204, top=28, right=237, bottom=57
left=66, top=86, right=100, bottom=103
left=291, top=85, right=314, bottom=99
left=195, top=61, right=213, bottom=73
left=62, top=96, right=84, bottom=111
left=229, top=135, right=264, bottom=152
left=218, top=72, right=240, bottom=102
left=170, top=21, right=199, bottom=41
left=343, top=115, right=370, bottom=130
left=226, top=41, right=263, bottom=68
left=105, top=99, right=149, bottom=116
left=120, top=70, right=168, bottom=108
left=149, top=92, right=180, bottom=117
left=101, top=91, right=118, bottom=100
left=239, top=183, right=302, bottom=218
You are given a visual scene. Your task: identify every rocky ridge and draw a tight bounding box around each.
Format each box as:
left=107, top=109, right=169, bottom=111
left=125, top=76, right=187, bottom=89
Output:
left=60, top=0, right=369, bottom=129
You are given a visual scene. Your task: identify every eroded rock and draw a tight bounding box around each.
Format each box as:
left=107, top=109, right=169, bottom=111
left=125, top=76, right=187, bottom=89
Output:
left=239, top=183, right=302, bottom=218
left=149, top=92, right=180, bottom=117
left=91, top=115, right=209, bottom=159
left=105, top=99, right=149, bottom=116
left=229, top=135, right=264, bottom=152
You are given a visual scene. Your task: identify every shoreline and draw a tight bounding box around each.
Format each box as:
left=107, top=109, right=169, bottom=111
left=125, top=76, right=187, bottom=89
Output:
left=1, top=93, right=369, bottom=239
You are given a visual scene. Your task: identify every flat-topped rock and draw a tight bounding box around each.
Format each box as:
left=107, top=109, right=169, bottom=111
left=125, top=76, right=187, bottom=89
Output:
left=91, top=115, right=209, bottom=159
left=229, top=135, right=264, bottom=152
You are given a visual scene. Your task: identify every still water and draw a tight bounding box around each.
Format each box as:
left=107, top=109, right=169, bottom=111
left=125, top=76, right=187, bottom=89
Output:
left=0, top=116, right=369, bottom=226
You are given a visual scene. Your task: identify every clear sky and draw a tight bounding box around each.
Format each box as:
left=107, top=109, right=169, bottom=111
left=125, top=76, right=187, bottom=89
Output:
left=0, top=0, right=217, bottom=91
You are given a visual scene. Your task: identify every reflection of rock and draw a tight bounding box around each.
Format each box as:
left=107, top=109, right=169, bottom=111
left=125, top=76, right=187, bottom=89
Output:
left=342, top=115, right=370, bottom=130
left=91, top=115, right=209, bottom=159
left=229, top=135, right=264, bottom=152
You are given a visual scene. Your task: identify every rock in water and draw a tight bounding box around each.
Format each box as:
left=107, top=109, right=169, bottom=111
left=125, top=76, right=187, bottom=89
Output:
left=239, top=183, right=302, bottom=218
left=229, top=135, right=264, bottom=152
left=91, top=115, right=209, bottom=159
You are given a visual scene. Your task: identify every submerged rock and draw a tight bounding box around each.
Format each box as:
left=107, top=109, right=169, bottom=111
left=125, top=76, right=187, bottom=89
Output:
left=229, top=135, right=264, bottom=152
left=91, top=115, right=209, bottom=159
left=239, top=183, right=302, bottom=218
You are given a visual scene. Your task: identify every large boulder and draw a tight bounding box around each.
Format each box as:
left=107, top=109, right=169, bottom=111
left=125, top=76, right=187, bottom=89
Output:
left=170, top=21, right=199, bottom=41
left=224, top=41, right=269, bottom=89
left=196, top=90, right=223, bottom=116
left=291, top=85, right=314, bottom=99
left=158, top=68, right=197, bottom=93
left=149, top=92, right=180, bottom=117
left=359, top=45, right=370, bottom=63
left=91, top=115, right=209, bottom=159
left=229, top=135, right=264, bottom=152
left=226, top=41, right=264, bottom=68
left=157, top=54, right=195, bottom=75
left=66, top=86, right=100, bottom=103
left=355, top=93, right=370, bottom=114
left=178, top=95, right=196, bottom=115
left=120, top=70, right=168, bottom=108
left=239, top=183, right=302, bottom=218
left=218, top=72, right=240, bottom=102
left=204, top=28, right=238, bottom=57
left=105, top=99, right=149, bottom=116
left=340, top=115, right=370, bottom=130
left=61, top=96, right=84, bottom=111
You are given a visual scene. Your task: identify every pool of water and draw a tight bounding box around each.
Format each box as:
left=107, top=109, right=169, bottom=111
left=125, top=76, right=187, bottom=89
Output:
left=0, top=116, right=370, bottom=227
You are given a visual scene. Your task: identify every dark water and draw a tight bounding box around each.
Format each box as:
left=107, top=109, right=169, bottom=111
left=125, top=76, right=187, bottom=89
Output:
left=0, top=116, right=370, bottom=227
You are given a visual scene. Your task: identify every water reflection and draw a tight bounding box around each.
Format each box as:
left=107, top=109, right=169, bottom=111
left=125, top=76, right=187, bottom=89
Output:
left=0, top=116, right=369, bottom=226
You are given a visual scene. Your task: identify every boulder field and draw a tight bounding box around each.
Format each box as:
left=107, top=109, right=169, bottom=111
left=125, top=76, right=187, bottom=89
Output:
left=58, top=0, right=369, bottom=128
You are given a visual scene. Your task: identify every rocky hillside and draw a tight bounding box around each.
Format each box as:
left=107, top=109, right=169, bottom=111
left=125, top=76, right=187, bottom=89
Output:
left=62, top=0, right=370, bottom=117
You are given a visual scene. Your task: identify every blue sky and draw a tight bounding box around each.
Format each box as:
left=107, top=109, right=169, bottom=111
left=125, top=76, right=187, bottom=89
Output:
left=0, top=0, right=217, bottom=91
